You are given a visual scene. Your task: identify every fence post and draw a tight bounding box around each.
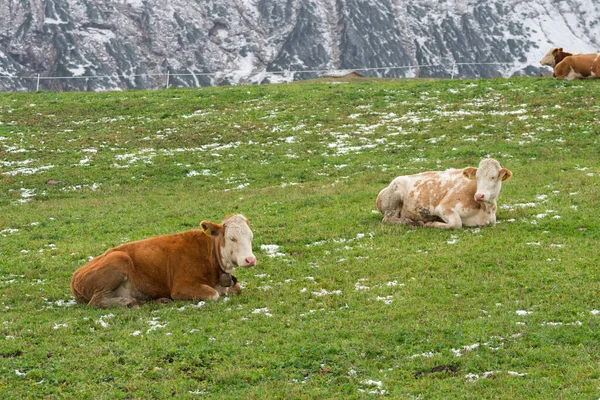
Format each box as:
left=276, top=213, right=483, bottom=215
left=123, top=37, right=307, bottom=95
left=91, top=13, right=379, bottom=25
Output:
left=451, top=62, right=456, bottom=79
left=166, top=70, right=170, bottom=89
left=36, top=74, right=40, bottom=91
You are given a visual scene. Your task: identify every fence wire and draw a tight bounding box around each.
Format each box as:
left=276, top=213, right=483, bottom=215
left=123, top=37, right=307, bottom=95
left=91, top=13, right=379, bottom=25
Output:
left=0, top=61, right=527, bottom=92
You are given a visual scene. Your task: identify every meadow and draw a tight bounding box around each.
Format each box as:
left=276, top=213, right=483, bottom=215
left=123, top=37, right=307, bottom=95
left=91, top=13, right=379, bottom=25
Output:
left=1, top=76, right=599, bottom=399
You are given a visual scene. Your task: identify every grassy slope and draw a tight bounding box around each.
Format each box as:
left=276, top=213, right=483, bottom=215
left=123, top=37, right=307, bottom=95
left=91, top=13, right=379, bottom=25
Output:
left=0, top=77, right=599, bottom=399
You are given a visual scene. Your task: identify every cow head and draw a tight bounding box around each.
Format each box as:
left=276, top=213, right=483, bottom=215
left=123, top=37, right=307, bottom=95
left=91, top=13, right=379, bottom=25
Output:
left=201, top=214, right=256, bottom=272
left=540, top=47, right=561, bottom=67
left=462, top=159, right=512, bottom=204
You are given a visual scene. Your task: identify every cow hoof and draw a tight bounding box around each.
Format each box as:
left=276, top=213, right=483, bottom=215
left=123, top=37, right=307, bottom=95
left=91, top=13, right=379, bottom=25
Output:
left=155, top=298, right=172, bottom=304
left=229, top=283, right=242, bottom=295
left=127, top=300, right=141, bottom=308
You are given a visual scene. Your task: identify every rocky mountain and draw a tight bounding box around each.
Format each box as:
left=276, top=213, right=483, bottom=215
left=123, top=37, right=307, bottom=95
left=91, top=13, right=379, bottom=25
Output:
left=1, top=0, right=599, bottom=91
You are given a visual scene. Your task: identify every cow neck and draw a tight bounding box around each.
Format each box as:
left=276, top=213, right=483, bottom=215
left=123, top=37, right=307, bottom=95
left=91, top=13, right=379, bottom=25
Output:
left=212, top=234, right=233, bottom=287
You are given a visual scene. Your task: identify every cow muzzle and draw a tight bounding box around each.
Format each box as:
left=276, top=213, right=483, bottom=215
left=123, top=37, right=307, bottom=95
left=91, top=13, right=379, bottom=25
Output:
left=474, top=193, right=485, bottom=202
left=243, top=256, right=257, bottom=267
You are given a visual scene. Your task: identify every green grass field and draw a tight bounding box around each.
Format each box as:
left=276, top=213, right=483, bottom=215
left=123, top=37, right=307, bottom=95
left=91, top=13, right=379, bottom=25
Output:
left=1, top=77, right=599, bottom=399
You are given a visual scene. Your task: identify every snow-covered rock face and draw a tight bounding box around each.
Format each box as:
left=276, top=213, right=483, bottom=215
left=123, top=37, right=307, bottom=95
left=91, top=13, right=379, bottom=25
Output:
left=1, top=0, right=600, bottom=91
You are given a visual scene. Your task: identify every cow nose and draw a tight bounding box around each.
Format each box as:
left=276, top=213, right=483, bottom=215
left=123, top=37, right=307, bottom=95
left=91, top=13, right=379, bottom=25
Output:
left=475, top=193, right=485, bottom=201
left=245, top=256, right=256, bottom=266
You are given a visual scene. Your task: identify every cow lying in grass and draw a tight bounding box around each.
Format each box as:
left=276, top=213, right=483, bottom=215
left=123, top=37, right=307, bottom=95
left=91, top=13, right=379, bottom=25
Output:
left=376, top=158, right=512, bottom=229
left=71, top=214, right=256, bottom=308
left=554, top=53, right=600, bottom=80
left=540, top=47, right=600, bottom=80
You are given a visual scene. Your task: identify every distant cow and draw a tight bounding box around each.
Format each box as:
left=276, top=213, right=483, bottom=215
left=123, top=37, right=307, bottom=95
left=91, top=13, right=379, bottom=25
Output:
left=554, top=53, right=600, bottom=80
left=376, top=159, right=512, bottom=229
left=540, top=47, right=600, bottom=80
left=71, top=214, right=257, bottom=308
left=540, top=47, right=573, bottom=68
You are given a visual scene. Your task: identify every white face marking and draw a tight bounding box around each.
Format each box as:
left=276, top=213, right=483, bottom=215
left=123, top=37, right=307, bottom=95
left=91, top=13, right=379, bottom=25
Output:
left=474, top=159, right=504, bottom=204
left=221, top=214, right=256, bottom=271
left=540, top=48, right=558, bottom=67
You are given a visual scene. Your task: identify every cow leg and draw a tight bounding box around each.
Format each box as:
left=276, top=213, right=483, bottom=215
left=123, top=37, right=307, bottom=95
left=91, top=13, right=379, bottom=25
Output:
left=382, top=215, right=423, bottom=226
left=78, top=252, right=142, bottom=308
left=215, top=282, right=242, bottom=295
left=377, top=179, right=412, bottom=224
left=424, top=209, right=463, bottom=229
left=89, top=290, right=140, bottom=308
left=171, top=281, right=220, bottom=301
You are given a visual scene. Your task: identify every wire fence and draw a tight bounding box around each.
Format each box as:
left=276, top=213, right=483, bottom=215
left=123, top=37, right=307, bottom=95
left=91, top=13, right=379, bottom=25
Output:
left=0, top=61, right=528, bottom=92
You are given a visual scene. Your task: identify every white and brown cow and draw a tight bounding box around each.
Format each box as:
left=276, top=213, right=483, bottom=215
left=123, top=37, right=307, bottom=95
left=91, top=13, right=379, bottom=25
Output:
left=71, top=214, right=256, bottom=308
left=540, top=47, right=600, bottom=80
left=554, top=53, right=600, bottom=80
left=376, top=159, right=512, bottom=229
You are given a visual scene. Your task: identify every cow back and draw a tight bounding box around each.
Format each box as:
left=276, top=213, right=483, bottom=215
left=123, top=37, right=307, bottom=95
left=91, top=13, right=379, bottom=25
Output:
left=109, top=230, right=218, bottom=291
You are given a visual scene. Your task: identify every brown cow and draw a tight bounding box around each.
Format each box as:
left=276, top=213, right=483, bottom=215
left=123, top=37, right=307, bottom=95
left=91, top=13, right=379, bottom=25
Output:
left=71, top=214, right=256, bottom=308
left=540, top=47, right=600, bottom=80
left=554, top=53, right=600, bottom=80
left=376, top=159, right=512, bottom=229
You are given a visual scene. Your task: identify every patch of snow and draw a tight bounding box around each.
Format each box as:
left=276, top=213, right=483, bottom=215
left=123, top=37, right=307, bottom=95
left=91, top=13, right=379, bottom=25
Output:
left=261, top=244, right=285, bottom=257
left=516, top=310, right=532, bottom=316
left=251, top=307, right=272, bottom=317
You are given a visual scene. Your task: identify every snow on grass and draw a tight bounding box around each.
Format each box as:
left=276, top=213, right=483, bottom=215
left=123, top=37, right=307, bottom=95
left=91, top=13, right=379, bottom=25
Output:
left=354, top=279, right=370, bottom=291
left=359, top=380, right=386, bottom=395
left=147, top=317, right=167, bottom=333
left=97, top=314, right=115, bottom=328
left=0, top=228, right=19, bottom=236
left=410, top=352, right=435, bottom=359
left=386, top=279, right=407, bottom=290
left=3, top=165, right=54, bottom=176
left=113, top=150, right=155, bottom=168
left=186, top=169, right=213, bottom=177
left=13, top=188, right=37, bottom=204
left=60, top=183, right=101, bottom=192
left=52, top=299, right=77, bottom=307
left=451, top=343, right=480, bottom=357
left=261, top=244, right=285, bottom=257
left=376, top=296, right=393, bottom=304
left=541, top=321, right=582, bottom=327
left=1, top=159, right=35, bottom=167
left=311, top=289, right=342, bottom=297
left=507, top=371, right=528, bottom=377
left=251, top=308, right=272, bottom=317
left=501, top=202, right=537, bottom=210
left=465, top=370, right=527, bottom=382
left=465, top=371, right=500, bottom=381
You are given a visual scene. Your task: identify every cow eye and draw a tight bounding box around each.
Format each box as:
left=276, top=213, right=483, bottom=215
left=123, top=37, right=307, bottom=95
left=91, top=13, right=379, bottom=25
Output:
left=229, top=237, right=238, bottom=242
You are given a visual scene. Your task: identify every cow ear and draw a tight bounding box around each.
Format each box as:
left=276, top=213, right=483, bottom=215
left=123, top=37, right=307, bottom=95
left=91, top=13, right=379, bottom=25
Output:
left=462, top=167, right=477, bottom=180
left=499, top=168, right=512, bottom=181
left=200, top=221, right=224, bottom=236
